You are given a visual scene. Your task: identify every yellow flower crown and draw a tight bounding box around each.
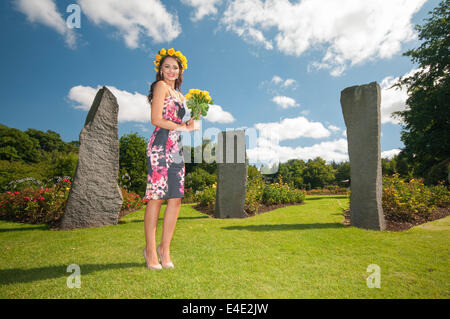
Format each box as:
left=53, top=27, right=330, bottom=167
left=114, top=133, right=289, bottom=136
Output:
left=153, top=48, right=188, bottom=73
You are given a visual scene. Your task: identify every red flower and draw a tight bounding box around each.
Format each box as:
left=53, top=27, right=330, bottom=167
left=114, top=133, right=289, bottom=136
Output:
left=24, top=197, right=30, bottom=201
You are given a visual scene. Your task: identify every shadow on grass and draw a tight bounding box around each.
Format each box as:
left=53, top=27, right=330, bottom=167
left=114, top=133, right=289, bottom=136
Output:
left=222, top=223, right=345, bottom=232
left=306, top=196, right=349, bottom=200
left=0, top=262, right=143, bottom=285
left=119, top=215, right=209, bottom=224
left=0, top=225, right=50, bottom=233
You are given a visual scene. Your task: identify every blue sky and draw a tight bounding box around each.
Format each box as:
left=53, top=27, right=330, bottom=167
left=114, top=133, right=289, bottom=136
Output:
left=0, top=0, right=440, bottom=169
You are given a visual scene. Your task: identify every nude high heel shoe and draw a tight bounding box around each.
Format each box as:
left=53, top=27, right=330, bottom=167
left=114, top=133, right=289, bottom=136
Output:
left=157, top=246, right=174, bottom=269
left=143, top=249, right=162, bottom=270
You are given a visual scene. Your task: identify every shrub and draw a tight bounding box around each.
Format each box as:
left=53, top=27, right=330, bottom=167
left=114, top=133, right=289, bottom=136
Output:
left=182, top=187, right=196, bottom=203
left=196, top=183, right=216, bottom=210
left=0, top=177, right=72, bottom=224
left=382, top=174, right=450, bottom=222
left=0, top=177, right=147, bottom=225
left=262, top=181, right=305, bottom=205
left=121, top=189, right=146, bottom=212
left=185, top=168, right=216, bottom=193
left=245, top=177, right=264, bottom=214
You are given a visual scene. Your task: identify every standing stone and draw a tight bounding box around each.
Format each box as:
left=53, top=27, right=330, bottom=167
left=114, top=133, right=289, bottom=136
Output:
left=60, top=86, right=123, bottom=230
left=214, top=130, right=247, bottom=218
left=340, top=82, right=386, bottom=231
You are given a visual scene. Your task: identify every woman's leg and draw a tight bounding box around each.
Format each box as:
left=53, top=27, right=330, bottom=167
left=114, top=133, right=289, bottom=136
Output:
left=144, top=199, right=163, bottom=265
left=159, top=198, right=182, bottom=264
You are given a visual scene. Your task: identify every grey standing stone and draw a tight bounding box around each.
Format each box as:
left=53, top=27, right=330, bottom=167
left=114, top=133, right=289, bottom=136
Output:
left=340, top=82, right=386, bottom=231
left=214, top=130, right=247, bottom=219
left=60, top=86, right=123, bottom=230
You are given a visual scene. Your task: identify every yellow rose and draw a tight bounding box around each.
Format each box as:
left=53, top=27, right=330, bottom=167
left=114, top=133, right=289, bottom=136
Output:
left=159, top=48, right=166, bottom=55
left=180, top=56, right=187, bottom=63
left=153, top=60, right=159, bottom=66
left=155, top=54, right=161, bottom=61
left=193, top=89, right=201, bottom=94
left=154, top=67, right=158, bottom=72
left=175, top=51, right=182, bottom=57
left=168, top=48, right=175, bottom=55
left=206, top=95, right=212, bottom=101
left=183, top=63, right=188, bottom=70
left=185, top=93, right=192, bottom=99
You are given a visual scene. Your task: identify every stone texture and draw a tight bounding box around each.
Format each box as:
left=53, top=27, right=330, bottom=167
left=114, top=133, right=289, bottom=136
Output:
left=340, top=82, right=386, bottom=231
left=60, top=86, right=123, bottom=230
left=214, top=130, right=247, bottom=219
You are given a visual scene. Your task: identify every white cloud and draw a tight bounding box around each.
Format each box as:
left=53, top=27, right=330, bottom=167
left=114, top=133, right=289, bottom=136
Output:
left=181, top=0, right=223, bottom=21
left=68, top=85, right=151, bottom=123
left=222, top=0, right=426, bottom=76
left=247, top=116, right=349, bottom=166
left=77, top=0, right=181, bottom=49
left=380, top=67, right=421, bottom=124
left=283, top=79, right=296, bottom=88
left=301, top=110, right=310, bottom=116
left=13, top=0, right=77, bottom=48
left=272, top=96, right=299, bottom=109
left=271, top=75, right=283, bottom=84
left=247, top=137, right=348, bottom=165
left=254, top=116, right=330, bottom=142
left=204, top=104, right=235, bottom=123
left=328, top=125, right=341, bottom=132
left=382, top=148, right=402, bottom=159
left=68, top=85, right=235, bottom=125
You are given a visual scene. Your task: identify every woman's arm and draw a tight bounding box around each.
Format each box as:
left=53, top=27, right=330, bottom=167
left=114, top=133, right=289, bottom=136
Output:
left=151, top=81, right=187, bottom=131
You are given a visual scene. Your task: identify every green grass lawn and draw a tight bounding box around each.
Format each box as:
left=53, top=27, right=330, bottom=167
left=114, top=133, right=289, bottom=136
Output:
left=0, top=195, right=448, bottom=298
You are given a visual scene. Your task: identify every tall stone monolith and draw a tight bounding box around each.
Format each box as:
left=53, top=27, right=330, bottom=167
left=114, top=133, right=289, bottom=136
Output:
left=60, top=86, right=123, bottom=230
left=214, top=130, right=247, bottom=219
left=340, top=82, right=386, bottom=231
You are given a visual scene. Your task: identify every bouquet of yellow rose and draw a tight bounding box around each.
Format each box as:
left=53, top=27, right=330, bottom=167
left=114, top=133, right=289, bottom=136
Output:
left=185, top=89, right=213, bottom=121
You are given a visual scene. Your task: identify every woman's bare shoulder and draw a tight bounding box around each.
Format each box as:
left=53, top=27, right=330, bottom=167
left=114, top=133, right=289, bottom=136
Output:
left=155, top=80, right=169, bottom=95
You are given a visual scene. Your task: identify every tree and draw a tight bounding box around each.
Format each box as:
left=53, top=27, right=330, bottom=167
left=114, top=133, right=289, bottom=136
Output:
left=392, top=0, right=450, bottom=185
left=247, top=164, right=262, bottom=181
left=277, top=159, right=306, bottom=189
left=302, top=157, right=335, bottom=189
left=335, top=161, right=350, bottom=184
left=119, top=133, right=147, bottom=194
left=0, top=124, right=41, bottom=163
left=184, top=137, right=217, bottom=176
left=25, top=128, right=68, bottom=153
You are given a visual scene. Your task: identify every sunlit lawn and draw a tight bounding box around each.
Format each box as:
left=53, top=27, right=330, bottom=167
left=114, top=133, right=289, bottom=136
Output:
left=0, top=195, right=448, bottom=298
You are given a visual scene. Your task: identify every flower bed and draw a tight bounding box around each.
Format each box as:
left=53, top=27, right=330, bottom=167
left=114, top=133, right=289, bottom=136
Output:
left=0, top=177, right=147, bottom=226
left=194, top=178, right=306, bottom=217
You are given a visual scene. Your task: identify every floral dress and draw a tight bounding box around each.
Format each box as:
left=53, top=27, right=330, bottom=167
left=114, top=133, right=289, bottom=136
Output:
left=144, top=94, right=186, bottom=200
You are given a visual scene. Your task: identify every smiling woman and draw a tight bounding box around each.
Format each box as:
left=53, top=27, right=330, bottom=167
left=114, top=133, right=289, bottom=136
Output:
left=142, top=48, right=195, bottom=271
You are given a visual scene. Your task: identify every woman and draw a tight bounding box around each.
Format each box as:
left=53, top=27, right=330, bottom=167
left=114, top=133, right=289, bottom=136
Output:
left=143, top=48, right=195, bottom=270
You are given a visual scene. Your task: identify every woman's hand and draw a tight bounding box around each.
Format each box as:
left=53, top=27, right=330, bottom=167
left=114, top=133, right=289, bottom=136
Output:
left=176, top=120, right=195, bottom=132
left=184, top=119, right=195, bottom=131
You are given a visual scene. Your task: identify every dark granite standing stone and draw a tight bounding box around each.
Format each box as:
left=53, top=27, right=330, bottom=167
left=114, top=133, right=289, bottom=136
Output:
left=214, top=130, right=247, bottom=219
left=340, top=82, right=386, bottom=231
left=60, top=86, right=123, bottom=230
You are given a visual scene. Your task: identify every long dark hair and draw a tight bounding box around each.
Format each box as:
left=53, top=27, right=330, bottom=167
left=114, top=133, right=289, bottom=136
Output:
left=147, top=55, right=184, bottom=105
